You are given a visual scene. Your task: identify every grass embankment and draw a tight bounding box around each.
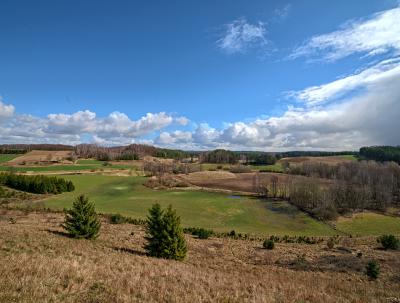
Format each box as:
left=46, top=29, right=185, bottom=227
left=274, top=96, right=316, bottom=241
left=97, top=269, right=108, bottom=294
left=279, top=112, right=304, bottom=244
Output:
left=43, top=175, right=336, bottom=236
left=0, top=163, right=137, bottom=172
left=336, top=212, right=400, bottom=235
left=0, top=154, right=21, bottom=163
left=0, top=211, right=399, bottom=303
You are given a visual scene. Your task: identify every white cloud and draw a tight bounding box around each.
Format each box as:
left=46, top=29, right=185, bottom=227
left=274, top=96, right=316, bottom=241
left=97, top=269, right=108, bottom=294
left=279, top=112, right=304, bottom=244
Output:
left=156, top=131, right=192, bottom=145
left=175, top=116, right=190, bottom=126
left=217, top=18, right=267, bottom=54
left=0, top=99, right=15, bottom=119
left=291, top=7, right=400, bottom=61
left=0, top=105, right=176, bottom=145
left=273, top=4, right=292, bottom=22
left=288, top=57, right=400, bottom=105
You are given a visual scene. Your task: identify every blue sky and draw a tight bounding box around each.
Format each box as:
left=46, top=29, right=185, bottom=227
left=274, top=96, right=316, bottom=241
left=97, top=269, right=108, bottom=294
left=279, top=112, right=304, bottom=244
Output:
left=1, top=0, right=399, bottom=150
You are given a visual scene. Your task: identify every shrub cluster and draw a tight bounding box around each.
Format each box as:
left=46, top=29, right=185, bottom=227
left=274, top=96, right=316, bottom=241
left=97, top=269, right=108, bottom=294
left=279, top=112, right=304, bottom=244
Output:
left=377, top=234, right=399, bottom=250
left=0, top=173, right=75, bottom=194
left=184, top=227, right=214, bottom=239
left=263, top=239, right=274, bottom=249
left=366, top=260, right=380, bottom=280
left=108, top=213, right=146, bottom=225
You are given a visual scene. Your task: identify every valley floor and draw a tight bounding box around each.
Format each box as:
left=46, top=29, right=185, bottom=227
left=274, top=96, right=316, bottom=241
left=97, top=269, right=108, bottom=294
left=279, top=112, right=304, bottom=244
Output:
left=0, top=210, right=399, bottom=303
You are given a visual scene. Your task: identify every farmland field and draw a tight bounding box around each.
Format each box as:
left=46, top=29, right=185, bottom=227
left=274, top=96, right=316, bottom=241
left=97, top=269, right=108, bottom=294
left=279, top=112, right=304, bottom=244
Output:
left=0, top=163, right=137, bottom=172
left=278, top=155, right=357, bottom=165
left=43, top=175, right=336, bottom=236
left=336, top=212, right=400, bottom=235
left=0, top=154, right=21, bottom=163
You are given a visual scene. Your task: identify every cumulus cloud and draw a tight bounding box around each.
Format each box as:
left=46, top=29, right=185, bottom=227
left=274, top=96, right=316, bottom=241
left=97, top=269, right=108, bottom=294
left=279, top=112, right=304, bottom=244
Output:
left=0, top=105, right=176, bottom=145
left=290, top=7, right=400, bottom=61
left=175, top=116, right=190, bottom=126
left=155, top=65, right=400, bottom=151
left=0, top=99, right=15, bottom=119
left=288, top=57, right=400, bottom=105
left=217, top=18, right=267, bottom=54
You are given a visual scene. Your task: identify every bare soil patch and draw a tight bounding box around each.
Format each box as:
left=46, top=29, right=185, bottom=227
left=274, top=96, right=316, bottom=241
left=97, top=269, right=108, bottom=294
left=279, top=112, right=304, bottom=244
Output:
left=6, top=150, right=73, bottom=166
left=180, top=172, right=330, bottom=193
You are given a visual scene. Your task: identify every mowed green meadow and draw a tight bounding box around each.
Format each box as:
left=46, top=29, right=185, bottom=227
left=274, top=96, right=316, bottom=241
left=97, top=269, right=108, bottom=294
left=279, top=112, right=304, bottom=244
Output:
left=336, top=212, right=400, bottom=235
left=43, top=175, right=337, bottom=236
left=0, top=154, right=21, bottom=163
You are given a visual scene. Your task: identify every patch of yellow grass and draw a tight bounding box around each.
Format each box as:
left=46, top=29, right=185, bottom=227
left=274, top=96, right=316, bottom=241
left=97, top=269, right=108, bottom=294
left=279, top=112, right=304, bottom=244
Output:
left=0, top=210, right=399, bottom=303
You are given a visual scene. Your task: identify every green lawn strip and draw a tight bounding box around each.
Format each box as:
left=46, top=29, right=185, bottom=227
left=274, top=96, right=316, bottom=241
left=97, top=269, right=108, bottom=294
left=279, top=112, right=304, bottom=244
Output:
left=43, top=175, right=336, bottom=236
left=0, top=164, right=136, bottom=172
left=250, top=163, right=283, bottom=172
left=335, top=212, right=400, bottom=236
left=0, top=154, right=21, bottom=163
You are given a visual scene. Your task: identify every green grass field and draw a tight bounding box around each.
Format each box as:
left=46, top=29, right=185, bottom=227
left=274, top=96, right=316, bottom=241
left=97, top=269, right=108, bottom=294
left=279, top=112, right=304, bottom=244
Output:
left=0, top=154, right=21, bottom=163
left=0, top=163, right=136, bottom=172
left=339, top=154, right=358, bottom=161
left=250, top=163, right=284, bottom=172
left=43, top=175, right=337, bottom=236
left=336, top=212, right=400, bottom=235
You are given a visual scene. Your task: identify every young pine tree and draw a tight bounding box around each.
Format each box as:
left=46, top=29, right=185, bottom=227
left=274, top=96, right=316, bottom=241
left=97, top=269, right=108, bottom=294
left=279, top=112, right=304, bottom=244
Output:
left=145, top=204, right=187, bottom=260
left=62, top=195, right=101, bottom=239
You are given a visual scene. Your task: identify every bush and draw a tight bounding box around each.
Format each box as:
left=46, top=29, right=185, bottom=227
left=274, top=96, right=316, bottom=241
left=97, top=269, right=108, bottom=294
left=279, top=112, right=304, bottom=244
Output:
left=109, top=213, right=126, bottom=224
left=184, top=227, right=213, bottom=239
left=326, top=237, right=335, bottom=249
left=377, top=234, right=399, bottom=250
left=145, top=204, right=187, bottom=260
left=62, top=195, right=101, bottom=239
left=366, top=260, right=380, bottom=280
left=263, top=239, right=275, bottom=250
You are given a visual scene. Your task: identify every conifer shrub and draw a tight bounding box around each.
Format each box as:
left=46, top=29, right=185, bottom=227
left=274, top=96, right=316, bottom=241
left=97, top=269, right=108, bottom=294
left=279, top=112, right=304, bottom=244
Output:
left=366, top=260, right=380, bottom=280
left=263, top=239, right=275, bottom=249
left=377, top=234, right=399, bottom=250
left=109, top=213, right=126, bottom=224
left=0, top=173, right=74, bottom=194
left=184, top=227, right=213, bottom=239
left=145, top=203, right=187, bottom=260
left=62, top=195, right=101, bottom=239
left=327, top=237, right=335, bottom=249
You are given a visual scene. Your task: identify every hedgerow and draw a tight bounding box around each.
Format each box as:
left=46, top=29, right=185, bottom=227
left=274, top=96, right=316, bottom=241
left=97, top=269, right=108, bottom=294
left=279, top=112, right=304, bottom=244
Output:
left=0, top=173, right=75, bottom=194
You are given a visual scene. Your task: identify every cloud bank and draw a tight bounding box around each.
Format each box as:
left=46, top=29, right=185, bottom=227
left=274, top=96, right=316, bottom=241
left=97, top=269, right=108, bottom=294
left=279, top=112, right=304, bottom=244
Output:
left=290, top=7, right=400, bottom=61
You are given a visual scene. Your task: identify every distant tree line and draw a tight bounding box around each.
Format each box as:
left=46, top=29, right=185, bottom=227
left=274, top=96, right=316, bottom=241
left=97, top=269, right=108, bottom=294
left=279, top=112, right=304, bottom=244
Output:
left=0, top=173, right=75, bottom=194
left=75, top=144, right=192, bottom=161
left=154, top=148, right=192, bottom=160
left=0, top=144, right=74, bottom=152
left=274, top=150, right=358, bottom=158
left=254, top=161, right=400, bottom=220
left=199, top=149, right=238, bottom=164
left=359, top=146, right=400, bottom=164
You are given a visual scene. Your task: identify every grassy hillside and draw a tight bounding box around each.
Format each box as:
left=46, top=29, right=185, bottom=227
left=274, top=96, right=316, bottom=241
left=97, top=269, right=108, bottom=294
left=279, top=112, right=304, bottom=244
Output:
left=0, top=163, right=136, bottom=172
left=43, top=175, right=336, bottom=236
left=0, top=154, right=21, bottom=163
left=336, top=212, right=400, bottom=235
left=0, top=211, right=399, bottom=303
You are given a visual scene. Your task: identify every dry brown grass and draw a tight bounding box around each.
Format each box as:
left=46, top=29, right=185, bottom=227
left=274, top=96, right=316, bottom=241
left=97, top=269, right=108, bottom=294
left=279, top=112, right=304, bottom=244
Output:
left=0, top=210, right=399, bottom=303
left=278, top=156, right=354, bottom=166
left=180, top=172, right=331, bottom=193
left=6, top=150, right=73, bottom=166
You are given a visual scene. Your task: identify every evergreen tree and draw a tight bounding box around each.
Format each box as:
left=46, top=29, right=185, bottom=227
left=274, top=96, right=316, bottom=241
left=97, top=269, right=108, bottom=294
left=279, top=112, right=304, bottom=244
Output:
left=144, top=203, right=164, bottom=257
left=145, top=204, right=187, bottom=260
left=62, top=195, right=101, bottom=239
